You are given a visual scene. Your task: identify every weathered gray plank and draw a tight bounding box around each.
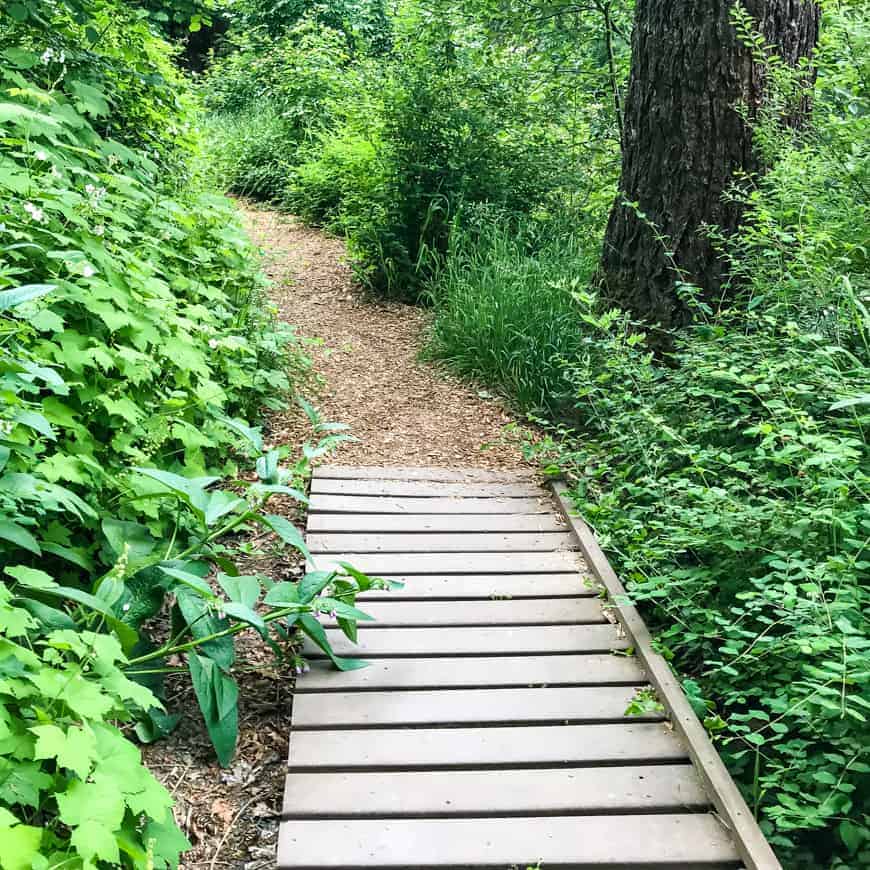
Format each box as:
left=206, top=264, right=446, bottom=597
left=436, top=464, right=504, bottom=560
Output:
left=277, top=814, right=740, bottom=868
left=307, top=512, right=566, bottom=533
left=291, top=686, right=656, bottom=728
left=311, top=551, right=582, bottom=575
left=309, top=494, right=549, bottom=514
left=307, top=531, right=577, bottom=553
left=356, top=573, right=597, bottom=600
left=310, top=479, right=542, bottom=498
left=288, top=722, right=687, bottom=769
left=322, top=598, right=604, bottom=627
left=283, top=764, right=706, bottom=817
left=296, top=654, right=643, bottom=691
left=303, top=625, right=626, bottom=658
left=314, top=465, right=534, bottom=483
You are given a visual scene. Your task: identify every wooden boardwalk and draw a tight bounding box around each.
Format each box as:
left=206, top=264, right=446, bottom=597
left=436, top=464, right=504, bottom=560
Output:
left=279, top=466, right=780, bottom=870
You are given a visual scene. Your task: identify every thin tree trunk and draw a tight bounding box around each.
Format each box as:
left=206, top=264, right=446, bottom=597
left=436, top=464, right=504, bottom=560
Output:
left=599, top=0, right=820, bottom=333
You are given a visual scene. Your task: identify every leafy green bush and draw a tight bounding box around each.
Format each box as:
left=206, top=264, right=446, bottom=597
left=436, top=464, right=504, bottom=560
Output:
left=0, top=2, right=361, bottom=865
left=202, top=104, right=300, bottom=199
left=285, top=131, right=383, bottom=230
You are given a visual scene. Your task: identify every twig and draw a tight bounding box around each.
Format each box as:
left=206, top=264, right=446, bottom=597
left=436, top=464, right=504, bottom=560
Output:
left=209, top=792, right=264, bottom=870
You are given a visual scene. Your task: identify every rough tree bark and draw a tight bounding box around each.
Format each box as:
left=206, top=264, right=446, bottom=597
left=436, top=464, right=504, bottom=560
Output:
left=599, top=0, right=820, bottom=332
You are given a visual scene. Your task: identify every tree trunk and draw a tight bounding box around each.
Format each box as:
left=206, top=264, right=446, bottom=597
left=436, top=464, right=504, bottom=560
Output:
left=599, top=0, right=820, bottom=333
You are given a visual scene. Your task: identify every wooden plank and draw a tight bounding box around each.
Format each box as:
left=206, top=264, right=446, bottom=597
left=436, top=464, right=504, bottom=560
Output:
left=309, top=531, right=577, bottom=553
left=310, top=551, right=582, bottom=575
left=307, top=512, right=566, bottom=532
left=322, top=598, right=604, bottom=627
left=303, top=625, right=627, bottom=658
left=314, top=465, right=534, bottom=483
left=288, top=722, right=688, bottom=769
left=310, top=479, right=542, bottom=498
left=552, top=481, right=781, bottom=870
left=296, top=654, right=644, bottom=691
left=307, top=531, right=577, bottom=553
left=309, top=494, right=548, bottom=514
left=283, top=764, right=707, bottom=817
left=291, top=686, right=658, bottom=728
left=277, top=814, right=741, bottom=868
left=356, top=573, right=597, bottom=600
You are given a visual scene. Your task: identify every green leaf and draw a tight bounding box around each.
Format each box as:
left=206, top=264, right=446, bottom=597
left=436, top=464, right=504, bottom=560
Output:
left=263, top=581, right=301, bottom=607
left=133, top=467, right=218, bottom=522
left=13, top=410, right=55, bottom=440
left=298, top=570, right=334, bottom=605
left=217, top=574, right=260, bottom=608
left=0, top=821, right=42, bottom=870
left=31, top=723, right=98, bottom=779
left=261, top=514, right=310, bottom=559
left=0, top=759, right=52, bottom=809
left=143, top=811, right=191, bottom=869
left=103, top=518, right=158, bottom=569
left=0, top=521, right=40, bottom=555
left=0, top=284, right=55, bottom=311
left=222, top=601, right=266, bottom=636
left=298, top=613, right=369, bottom=672
left=158, top=565, right=216, bottom=599
left=187, top=654, right=238, bottom=766
left=5, top=565, right=55, bottom=589
left=174, top=587, right=233, bottom=669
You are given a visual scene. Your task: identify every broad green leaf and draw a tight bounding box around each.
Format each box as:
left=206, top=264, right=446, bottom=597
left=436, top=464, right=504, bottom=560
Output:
left=260, top=514, right=310, bottom=559
left=0, top=821, right=42, bottom=870
left=187, top=654, right=238, bottom=766
left=262, top=581, right=301, bottom=607
left=217, top=574, right=260, bottom=608
left=174, top=587, right=233, bottom=669
left=31, top=724, right=98, bottom=779
left=298, top=570, right=335, bottom=605
left=298, top=613, right=368, bottom=672
left=158, top=566, right=216, bottom=599
left=5, top=566, right=55, bottom=590
left=0, top=284, right=55, bottom=311
left=0, top=521, right=40, bottom=555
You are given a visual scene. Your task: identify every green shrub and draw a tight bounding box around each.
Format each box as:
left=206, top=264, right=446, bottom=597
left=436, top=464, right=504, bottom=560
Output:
left=428, top=216, right=599, bottom=413
left=0, top=2, right=342, bottom=865
left=202, top=104, right=300, bottom=199
left=285, top=132, right=383, bottom=229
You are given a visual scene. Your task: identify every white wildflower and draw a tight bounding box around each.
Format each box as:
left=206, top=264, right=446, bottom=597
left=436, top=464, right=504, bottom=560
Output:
left=208, top=338, right=219, bottom=349
left=23, top=202, right=45, bottom=223
left=93, top=224, right=105, bottom=237
left=82, top=264, right=96, bottom=278
left=85, top=183, right=96, bottom=196
left=35, top=149, right=47, bottom=161
left=58, top=51, right=65, bottom=64
left=40, top=48, right=53, bottom=64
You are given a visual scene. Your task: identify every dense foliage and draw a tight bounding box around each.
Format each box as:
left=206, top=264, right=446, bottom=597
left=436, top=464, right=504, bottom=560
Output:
left=201, top=1, right=869, bottom=867
left=0, top=2, right=387, bottom=866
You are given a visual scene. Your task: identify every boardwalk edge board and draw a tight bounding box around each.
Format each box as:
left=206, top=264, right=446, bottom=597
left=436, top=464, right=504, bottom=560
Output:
left=550, top=479, right=782, bottom=870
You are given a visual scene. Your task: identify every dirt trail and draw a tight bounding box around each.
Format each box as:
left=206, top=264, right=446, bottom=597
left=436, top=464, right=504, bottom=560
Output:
left=153, top=203, right=529, bottom=870
left=241, top=203, right=528, bottom=469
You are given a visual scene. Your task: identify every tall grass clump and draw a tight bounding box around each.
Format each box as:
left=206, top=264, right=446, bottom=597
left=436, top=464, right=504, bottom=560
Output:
left=428, top=216, right=599, bottom=414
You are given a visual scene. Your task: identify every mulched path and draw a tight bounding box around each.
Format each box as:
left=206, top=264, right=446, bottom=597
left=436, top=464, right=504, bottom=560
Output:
left=144, top=202, right=530, bottom=868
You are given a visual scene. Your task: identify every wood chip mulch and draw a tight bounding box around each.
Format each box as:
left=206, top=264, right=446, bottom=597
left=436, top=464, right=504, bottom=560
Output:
left=144, top=201, right=531, bottom=869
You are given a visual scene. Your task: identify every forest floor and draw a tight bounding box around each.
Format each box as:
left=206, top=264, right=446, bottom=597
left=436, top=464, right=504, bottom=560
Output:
left=144, top=202, right=530, bottom=869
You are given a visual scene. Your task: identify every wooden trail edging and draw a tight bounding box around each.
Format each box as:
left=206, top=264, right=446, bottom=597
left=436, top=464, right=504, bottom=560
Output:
left=278, top=465, right=780, bottom=870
